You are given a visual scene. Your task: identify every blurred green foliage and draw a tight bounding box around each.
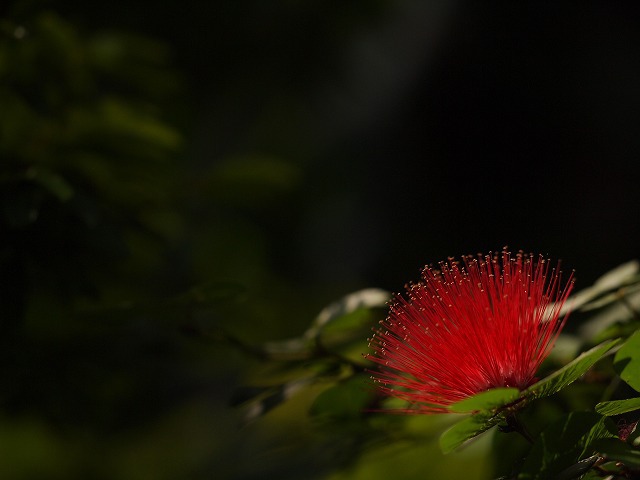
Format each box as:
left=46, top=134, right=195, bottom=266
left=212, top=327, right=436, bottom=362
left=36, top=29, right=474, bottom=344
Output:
left=0, top=6, right=485, bottom=476
left=3, top=4, right=640, bottom=480
left=0, top=9, right=182, bottom=313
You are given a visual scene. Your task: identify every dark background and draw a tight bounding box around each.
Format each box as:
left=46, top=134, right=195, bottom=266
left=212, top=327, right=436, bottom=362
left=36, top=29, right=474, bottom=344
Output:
left=50, top=0, right=640, bottom=288
left=2, top=1, right=640, bottom=479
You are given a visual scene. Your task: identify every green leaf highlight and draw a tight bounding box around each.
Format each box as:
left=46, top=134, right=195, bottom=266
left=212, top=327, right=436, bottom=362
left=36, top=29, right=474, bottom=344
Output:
left=263, top=288, right=390, bottom=357
left=310, top=375, right=374, bottom=422
left=596, top=397, right=640, bottom=416
left=567, top=260, right=640, bottom=313
left=309, top=288, right=390, bottom=336
left=614, top=329, right=640, bottom=392
left=523, top=339, right=621, bottom=401
left=439, top=412, right=502, bottom=454
left=449, top=387, right=520, bottom=413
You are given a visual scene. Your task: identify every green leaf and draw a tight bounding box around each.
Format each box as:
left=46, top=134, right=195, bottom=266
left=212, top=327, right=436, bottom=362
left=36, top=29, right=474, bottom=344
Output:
left=440, top=341, right=620, bottom=455
left=579, top=282, right=640, bottom=312
left=262, top=288, right=390, bottom=357
left=27, top=167, right=74, bottom=202
left=568, top=260, right=640, bottom=313
left=449, top=387, right=520, bottom=413
left=239, top=377, right=314, bottom=423
left=229, top=385, right=273, bottom=407
left=261, top=337, right=312, bottom=358
left=590, top=261, right=639, bottom=293
left=309, top=288, right=390, bottom=337
left=319, top=308, right=379, bottom=364
left=593, top=438, right=640, bottom=468
left=320, top=308, right=373, bottom=337
left=439, top=412, right=503, bottom=454
left=518, top=412, right=617, bottom=479
left=596, top=397, right=640, bottom=416
left=614, top=329, right=640, bottom=392
left=523, top=339, right=621, bottom=401
left=310, top=375, right=374, bottom=422
left=591, top=320, right=640, bottom=345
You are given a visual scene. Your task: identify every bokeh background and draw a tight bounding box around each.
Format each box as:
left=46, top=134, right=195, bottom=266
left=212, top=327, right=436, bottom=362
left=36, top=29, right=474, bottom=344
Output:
left=2, top=1, right=640, bottom=478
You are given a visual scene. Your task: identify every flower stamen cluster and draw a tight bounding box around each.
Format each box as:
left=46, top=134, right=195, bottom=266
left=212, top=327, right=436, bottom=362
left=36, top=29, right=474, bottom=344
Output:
left=367, top=250, right=574, bottom=413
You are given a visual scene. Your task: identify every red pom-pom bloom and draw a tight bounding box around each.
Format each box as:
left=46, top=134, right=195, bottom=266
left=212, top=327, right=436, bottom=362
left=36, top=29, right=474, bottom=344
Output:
left=367, top=250, right=574, bottom=413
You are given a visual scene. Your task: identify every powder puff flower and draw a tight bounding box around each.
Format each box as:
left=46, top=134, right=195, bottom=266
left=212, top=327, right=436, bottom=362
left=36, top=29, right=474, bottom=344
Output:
left=367, top=250, right=573, bottom=413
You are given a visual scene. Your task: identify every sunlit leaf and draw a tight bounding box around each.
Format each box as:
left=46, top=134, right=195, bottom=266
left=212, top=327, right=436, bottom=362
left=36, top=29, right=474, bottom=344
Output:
left=522, top=339, right=621, bottom=401
left=263, top=288, right=390, bottom=357
left=590, top=320, right=640, bottom=345
left=579, top=288, right=640, bottom=341
left=308, top=288, right=390, bottom=337
left=579, top=283, right=640, bottom=312
left=310, top=375, right=374, bottom=422
left=440, top=388, right=520, bottom=452
left=565, top=261, right=640, bottom=314
left=592, top=261, right=640, bottom=293
left=239, top=378, right=314, bottom=423
left=319, top=308, right=378, bottom=362
left=596, top=397, right=640, bottom=416
left=320, top=308, right=373, bottom=337
left=449, top=388, right=520, bottom=413
left=261, top=337, right=312, bottom=358
left=439, top=412, right=502, bottom=454
left=614, top=329, right=640, bottom=392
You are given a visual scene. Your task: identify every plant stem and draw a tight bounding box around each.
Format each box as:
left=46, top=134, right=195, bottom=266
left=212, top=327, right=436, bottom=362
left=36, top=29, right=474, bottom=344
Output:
left=506, top=413, right=533, bottom=444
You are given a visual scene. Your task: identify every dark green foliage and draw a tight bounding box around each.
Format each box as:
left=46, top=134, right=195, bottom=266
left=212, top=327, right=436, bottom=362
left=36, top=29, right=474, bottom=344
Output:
left=4, top=3, right=640, bottom=480
left=0, top=10, right=183, bottom=335
left=0, top=7, right=233, bottom=479
left=229, top=265, right=640, bottom=478
left=518, top=412, right=616, bottom=479
left=614, top=329, right=640, bottom=392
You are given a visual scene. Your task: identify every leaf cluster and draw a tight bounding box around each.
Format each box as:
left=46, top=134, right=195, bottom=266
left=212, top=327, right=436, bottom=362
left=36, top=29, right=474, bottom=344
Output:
left=231, top=260, right=640, bottom=479
left=0, top=10, right=183, bottom=326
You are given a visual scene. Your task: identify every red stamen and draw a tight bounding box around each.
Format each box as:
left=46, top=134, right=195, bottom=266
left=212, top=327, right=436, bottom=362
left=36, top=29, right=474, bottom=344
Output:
left=367, top=249, right=574, bottom=413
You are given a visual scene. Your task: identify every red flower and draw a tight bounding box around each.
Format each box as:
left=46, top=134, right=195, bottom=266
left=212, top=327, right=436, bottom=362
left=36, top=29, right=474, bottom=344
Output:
left=367, top=250, right=574, bottom=413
